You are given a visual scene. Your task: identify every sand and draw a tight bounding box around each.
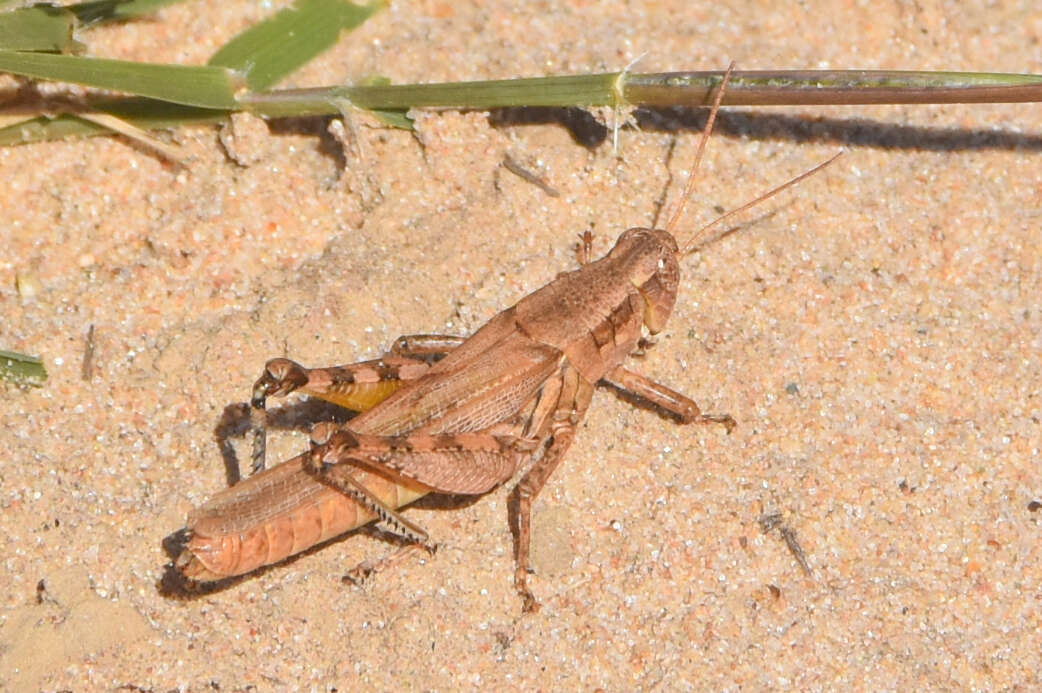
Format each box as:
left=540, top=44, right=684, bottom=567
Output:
left=1, top=1, right=1040, bottom=690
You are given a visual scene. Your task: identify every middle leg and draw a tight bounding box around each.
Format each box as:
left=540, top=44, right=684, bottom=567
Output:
left=510, top=366, right=594, bottom=612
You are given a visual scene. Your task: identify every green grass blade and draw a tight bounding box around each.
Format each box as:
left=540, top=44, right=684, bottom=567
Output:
left=0, top=51, right=239, bottom=108
left=0, top=2, right=188, bottom=52
left=208, top=0, right=382, bottom=92
left=0, top=5, right=79, bottom=53
left=0, top=98, right=229, bottom=145
left=5, top=68, right=1042, bottom=146
left=70, top=0, right=188, bottom=27
left=340, top=73, right=617, bottom=109
left=0, top=348, right=47, bottom=387
left=240, top=69, right=1042, bottom=118
left=0, top=114, right=111, bottom=144
left=239, top=74, right=621, bottom=117
left=365, top=108, right=412, bottom=129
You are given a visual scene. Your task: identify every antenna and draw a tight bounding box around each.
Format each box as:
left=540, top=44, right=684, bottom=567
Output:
left=664, top=62, right=735, bottom=236
left=682, top=152, right=844, bottom=255
left=660, top=63, right=843, bottom=254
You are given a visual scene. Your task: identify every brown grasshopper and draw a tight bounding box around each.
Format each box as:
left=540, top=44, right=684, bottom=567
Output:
left=176, top=68, right=836, bottom=611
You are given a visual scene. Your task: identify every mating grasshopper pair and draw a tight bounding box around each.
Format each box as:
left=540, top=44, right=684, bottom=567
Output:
left=175, top=68, right=834, bottom=611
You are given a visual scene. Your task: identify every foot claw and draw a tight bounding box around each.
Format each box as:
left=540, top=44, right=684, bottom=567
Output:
left=521, top=591, right=541, bottom=614
left=343, top=563, right=376, bottom=587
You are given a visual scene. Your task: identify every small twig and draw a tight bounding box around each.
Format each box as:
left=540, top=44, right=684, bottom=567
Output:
left=760, top=512, right=813, bottom=577
left=81, top=324, right=96, bottom=382
left=502, top=155, right=559, bottom=197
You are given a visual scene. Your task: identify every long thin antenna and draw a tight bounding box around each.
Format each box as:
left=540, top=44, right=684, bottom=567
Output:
left=681, top=151, right=844, bottom=255
left=664, top=61, right=735, bottom=235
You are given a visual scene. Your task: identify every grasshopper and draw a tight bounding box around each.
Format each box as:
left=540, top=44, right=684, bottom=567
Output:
left=176, top=68, right=836, bottom=611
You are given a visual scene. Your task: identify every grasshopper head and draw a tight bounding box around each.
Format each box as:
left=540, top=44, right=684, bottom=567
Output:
left=609, top=227, right=680, bottom=334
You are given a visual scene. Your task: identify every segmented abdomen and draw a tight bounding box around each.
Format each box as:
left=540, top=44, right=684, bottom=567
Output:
left=177, top=452, right=428, bottom=581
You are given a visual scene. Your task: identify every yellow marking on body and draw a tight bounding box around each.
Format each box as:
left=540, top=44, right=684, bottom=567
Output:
left=302, top=380, right=406, bottom=412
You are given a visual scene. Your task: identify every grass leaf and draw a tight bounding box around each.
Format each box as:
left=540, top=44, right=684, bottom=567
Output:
left=208, top=0, right=382, bottom=92
left=70, top=0, right=187, bottom=27
left=0, top=51, right=240, bottom=108
left=0, top=5, right=80, bottom=53
left=0, top=349, right=47, bottom=387
left=0, top=98, right=228, bottom=145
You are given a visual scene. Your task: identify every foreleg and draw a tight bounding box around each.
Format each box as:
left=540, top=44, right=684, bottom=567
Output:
left=601, top=365, right=735, bottom=433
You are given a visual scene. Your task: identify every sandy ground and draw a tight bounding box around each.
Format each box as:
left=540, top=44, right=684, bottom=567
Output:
left=1, top=1, right=1041, bottom=691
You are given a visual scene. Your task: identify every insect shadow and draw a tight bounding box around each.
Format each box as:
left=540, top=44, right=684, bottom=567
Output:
left=213, top=398, right=356, bottom=487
